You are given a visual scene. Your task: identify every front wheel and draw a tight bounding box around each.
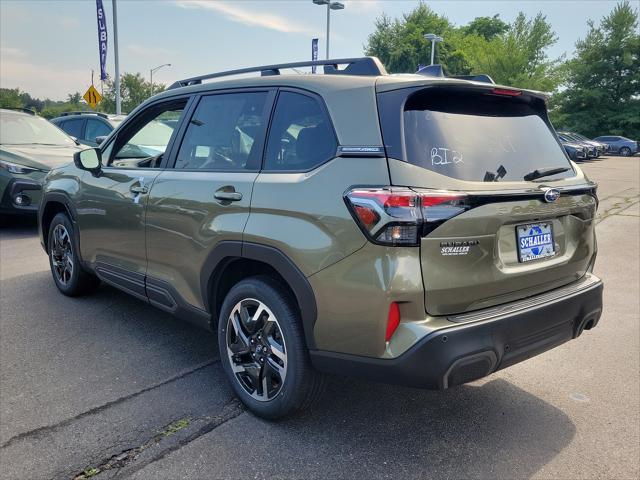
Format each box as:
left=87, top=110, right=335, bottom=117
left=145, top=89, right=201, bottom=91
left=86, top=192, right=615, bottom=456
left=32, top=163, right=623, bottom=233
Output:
left=218, top=276, right=325, bottom=419
left=48, top=213, right=100, bottom=296
left=619, top=147, right=632, bottom=157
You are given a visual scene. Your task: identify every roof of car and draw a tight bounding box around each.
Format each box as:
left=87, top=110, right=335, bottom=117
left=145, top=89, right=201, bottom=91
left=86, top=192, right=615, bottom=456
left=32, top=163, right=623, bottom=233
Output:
left=51, top=112, right=126, bottom=124
left=152, top=56, right=545, bottom=102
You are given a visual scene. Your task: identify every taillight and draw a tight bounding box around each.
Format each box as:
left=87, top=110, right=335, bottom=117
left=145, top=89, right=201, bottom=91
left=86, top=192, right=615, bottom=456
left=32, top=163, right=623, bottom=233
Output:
left=344, top=187, right=468, bottom=246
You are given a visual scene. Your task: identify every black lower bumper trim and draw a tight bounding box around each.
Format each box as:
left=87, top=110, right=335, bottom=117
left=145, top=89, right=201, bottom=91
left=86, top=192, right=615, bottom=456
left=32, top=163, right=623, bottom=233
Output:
left=310, top=276, right=603, bottom=389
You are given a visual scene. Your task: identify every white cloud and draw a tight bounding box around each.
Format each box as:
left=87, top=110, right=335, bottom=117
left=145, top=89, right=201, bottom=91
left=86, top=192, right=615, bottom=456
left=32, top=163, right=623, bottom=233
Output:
left=57, top=16, right=80, bottom=29
left=175, top=0, right=317, bottom=35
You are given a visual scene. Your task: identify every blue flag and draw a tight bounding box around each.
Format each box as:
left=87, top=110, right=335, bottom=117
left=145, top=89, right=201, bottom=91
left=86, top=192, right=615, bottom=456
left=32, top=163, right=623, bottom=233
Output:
left=96, top=0, right=108, bottom=80
left=311, top=38, right=318, bottom=74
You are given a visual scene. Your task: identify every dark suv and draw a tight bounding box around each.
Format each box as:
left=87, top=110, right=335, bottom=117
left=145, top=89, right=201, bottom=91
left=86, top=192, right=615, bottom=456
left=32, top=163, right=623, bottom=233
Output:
left=38, top=58, right=603, bottom=418
left=51, top=112, right=126, bottom=147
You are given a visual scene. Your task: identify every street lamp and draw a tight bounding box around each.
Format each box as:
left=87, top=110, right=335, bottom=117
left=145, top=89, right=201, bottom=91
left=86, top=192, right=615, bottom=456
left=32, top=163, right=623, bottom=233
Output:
left=424, top=33, right=443, bottom=65
left=312, top=0, right=345, bottom=60
left=150, top=63, right=171, bottom=95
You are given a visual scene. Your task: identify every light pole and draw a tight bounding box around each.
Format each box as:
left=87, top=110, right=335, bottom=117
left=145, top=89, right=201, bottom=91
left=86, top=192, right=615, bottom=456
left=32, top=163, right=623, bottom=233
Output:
left=150, top=63, right=171, bottom=95
left=424, top=33, right=443, bottom=65
left=312, top=0, right=344, bottom=60
left=112, top=0, right=121, bottom=114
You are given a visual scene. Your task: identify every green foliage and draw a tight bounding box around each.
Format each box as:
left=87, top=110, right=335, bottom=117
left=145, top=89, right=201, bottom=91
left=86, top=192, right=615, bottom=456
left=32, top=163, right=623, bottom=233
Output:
left=461, top=14, right=509, bottom=40
left=364, top=4, right=563, bottom=91
left=554, top=1, right=639, bottom=138
left=100, top=73, right=165, bottom=114
left=0, top=88, right=24, bottom=109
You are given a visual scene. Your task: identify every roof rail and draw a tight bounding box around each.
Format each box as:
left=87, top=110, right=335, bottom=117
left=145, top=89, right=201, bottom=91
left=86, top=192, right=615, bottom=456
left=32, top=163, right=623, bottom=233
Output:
left=168, top=57, right=387, bottom=90
left=59, top=111, right=108, bottom=118
left=416, top=65, right=495, bottom=84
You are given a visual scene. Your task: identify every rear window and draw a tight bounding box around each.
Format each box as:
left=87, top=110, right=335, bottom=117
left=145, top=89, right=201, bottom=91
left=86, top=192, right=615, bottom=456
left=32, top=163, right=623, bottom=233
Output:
left=381, top=88, right=574, bottom=182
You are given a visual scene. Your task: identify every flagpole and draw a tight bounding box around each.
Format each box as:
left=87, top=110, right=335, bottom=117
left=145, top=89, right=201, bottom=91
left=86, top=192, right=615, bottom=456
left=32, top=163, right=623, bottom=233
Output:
left=112, top=0, right=121, bottom=115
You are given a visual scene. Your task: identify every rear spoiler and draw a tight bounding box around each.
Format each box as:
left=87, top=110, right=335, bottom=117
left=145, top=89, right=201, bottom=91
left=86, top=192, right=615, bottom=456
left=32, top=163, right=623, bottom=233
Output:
left=416, top=65, right=495, bottom=84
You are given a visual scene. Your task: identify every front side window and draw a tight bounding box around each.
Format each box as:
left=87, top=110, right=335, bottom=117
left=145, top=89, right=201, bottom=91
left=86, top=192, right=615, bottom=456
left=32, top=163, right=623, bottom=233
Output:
left=108, top=102, right=185, bottom=169
left=264, top=91, right=336, bottom=171
left=174, top=92, right=268, bottom=170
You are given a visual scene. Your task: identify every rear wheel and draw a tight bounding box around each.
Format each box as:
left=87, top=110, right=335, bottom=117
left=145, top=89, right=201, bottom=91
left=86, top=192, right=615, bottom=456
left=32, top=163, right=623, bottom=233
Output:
left=218, top=276, right=325, bottom=419
left=620, top=147, right=632, bottom=157
left=48, top=213, right=100, bottom=296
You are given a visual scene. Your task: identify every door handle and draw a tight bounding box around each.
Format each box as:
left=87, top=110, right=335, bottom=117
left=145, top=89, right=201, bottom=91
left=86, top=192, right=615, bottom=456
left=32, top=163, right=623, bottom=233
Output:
left=214, top=188, right=242, bottom=202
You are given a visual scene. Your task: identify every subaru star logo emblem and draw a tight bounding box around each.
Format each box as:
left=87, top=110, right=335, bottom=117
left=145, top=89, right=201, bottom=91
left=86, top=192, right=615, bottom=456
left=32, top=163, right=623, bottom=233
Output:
left=543, top=188, right=561, bottom=203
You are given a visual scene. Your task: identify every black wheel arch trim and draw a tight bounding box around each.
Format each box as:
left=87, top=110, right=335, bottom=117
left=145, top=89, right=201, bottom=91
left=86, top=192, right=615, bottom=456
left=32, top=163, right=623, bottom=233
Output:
left=201, top=241, right=318, bottom=349
left=39, top=192, right=82, bottom=262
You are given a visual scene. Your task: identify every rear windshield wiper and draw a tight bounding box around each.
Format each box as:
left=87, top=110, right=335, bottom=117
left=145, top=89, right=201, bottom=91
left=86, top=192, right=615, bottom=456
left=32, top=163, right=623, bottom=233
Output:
left=524, top=167, right=571, bottom=181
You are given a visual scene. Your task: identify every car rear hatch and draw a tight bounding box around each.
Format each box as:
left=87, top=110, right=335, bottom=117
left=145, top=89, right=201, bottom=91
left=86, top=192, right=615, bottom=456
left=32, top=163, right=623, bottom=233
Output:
left=376, top=80, right=598, bottom=316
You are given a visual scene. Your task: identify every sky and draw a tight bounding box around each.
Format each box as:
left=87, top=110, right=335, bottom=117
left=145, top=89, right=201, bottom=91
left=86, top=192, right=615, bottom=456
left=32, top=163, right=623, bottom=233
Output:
left=0, top=0, right=622, bottom=100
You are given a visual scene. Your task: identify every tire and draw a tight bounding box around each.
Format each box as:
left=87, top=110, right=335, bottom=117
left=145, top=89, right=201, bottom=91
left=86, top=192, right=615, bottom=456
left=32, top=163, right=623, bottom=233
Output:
left=620, top=147, right=632, bottom=157
left=218, top=276, right=325, bottom=419
left=48, top=212, right=100, bottom=296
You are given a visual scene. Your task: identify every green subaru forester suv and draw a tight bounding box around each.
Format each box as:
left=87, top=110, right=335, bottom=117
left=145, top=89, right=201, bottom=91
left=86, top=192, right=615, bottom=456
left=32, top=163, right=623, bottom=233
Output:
left=39, top=58, right=603, bottom=419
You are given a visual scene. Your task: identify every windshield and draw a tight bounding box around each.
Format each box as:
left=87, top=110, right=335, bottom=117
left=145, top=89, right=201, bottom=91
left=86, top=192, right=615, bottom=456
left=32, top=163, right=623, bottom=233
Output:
left=400, top=89, right=574, bottom=182
left=0, top=111, right=76, bottom=146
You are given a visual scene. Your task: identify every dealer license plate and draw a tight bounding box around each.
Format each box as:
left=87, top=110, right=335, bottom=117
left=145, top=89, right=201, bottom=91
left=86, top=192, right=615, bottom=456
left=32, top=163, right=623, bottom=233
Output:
left=516, top=222, right=555, bottom=262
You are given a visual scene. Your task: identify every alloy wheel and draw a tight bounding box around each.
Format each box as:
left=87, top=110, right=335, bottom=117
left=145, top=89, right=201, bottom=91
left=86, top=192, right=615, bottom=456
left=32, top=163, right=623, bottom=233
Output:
left=51, top=224, right=74, bottom=285
left=620, top=147, right=631, bottom=157
left=226, top=298, right=287, bottom=401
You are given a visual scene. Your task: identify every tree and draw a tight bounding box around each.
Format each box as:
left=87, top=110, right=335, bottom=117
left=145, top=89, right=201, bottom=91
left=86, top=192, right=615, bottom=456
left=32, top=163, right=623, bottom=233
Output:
left=364, top=4, right=563, bottom=91
left=465, top=13, right=563, bottom=91
left=554, top=1, right=639, bottom=137
left=0, top=88, right=24, bottom=109
left=462, top=14, right=508, bottom=40
left=100, top=73, right=165, bottom=114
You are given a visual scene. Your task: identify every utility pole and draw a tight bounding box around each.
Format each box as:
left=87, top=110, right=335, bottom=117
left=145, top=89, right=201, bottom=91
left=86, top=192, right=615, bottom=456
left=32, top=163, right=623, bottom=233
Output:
left=112, top=0, right=121, bottom=114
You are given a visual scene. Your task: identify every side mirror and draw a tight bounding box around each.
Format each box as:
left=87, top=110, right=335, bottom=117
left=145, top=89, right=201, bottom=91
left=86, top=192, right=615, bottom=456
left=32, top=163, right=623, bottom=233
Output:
left=74, top=148, right=102, bottom=176
left=95, top=136, right=107, bottom=145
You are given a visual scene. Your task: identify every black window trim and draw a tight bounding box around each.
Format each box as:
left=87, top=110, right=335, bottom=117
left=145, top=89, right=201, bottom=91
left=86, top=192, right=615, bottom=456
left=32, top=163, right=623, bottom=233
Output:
left=260, top=87, right=339, bottom=174
left=167, top=87, right=277, bottom=173
left=100, top=95, right=195, bottom=171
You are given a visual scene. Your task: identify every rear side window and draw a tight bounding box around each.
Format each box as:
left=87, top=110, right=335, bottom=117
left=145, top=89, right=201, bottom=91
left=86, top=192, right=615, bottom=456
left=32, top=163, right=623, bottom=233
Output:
left=175, top=92, right=268, bottom=171
left=380, top=88, right=573, bottom=182
left=59, top=118, right=84, bottom=139
left=264, top=91, right=336, bottom=171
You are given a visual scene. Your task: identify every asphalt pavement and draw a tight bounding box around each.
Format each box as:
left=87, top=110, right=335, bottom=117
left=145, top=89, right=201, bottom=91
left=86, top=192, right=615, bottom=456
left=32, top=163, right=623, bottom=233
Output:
left=1, top=155, right=638, bottom=480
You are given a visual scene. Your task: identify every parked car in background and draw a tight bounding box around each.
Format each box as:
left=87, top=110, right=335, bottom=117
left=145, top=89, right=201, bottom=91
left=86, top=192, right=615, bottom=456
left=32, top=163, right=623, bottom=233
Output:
left=51, top=112, right=126, bottom=147
left=558, top=133, right=597, bottom=158
left=560, top=132, right=606, bottom=157
left=593, top=135, right=639, bottom=156
left=1, top=109, right=82, bottom=219
left=38, top=57, right=603, bottom=419
left=559, top=138, right=588, bottom=161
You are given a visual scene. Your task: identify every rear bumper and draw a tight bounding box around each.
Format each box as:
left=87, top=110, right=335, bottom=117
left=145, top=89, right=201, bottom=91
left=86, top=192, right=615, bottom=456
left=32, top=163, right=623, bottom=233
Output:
left=310, top=274, right=603, bottom=389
